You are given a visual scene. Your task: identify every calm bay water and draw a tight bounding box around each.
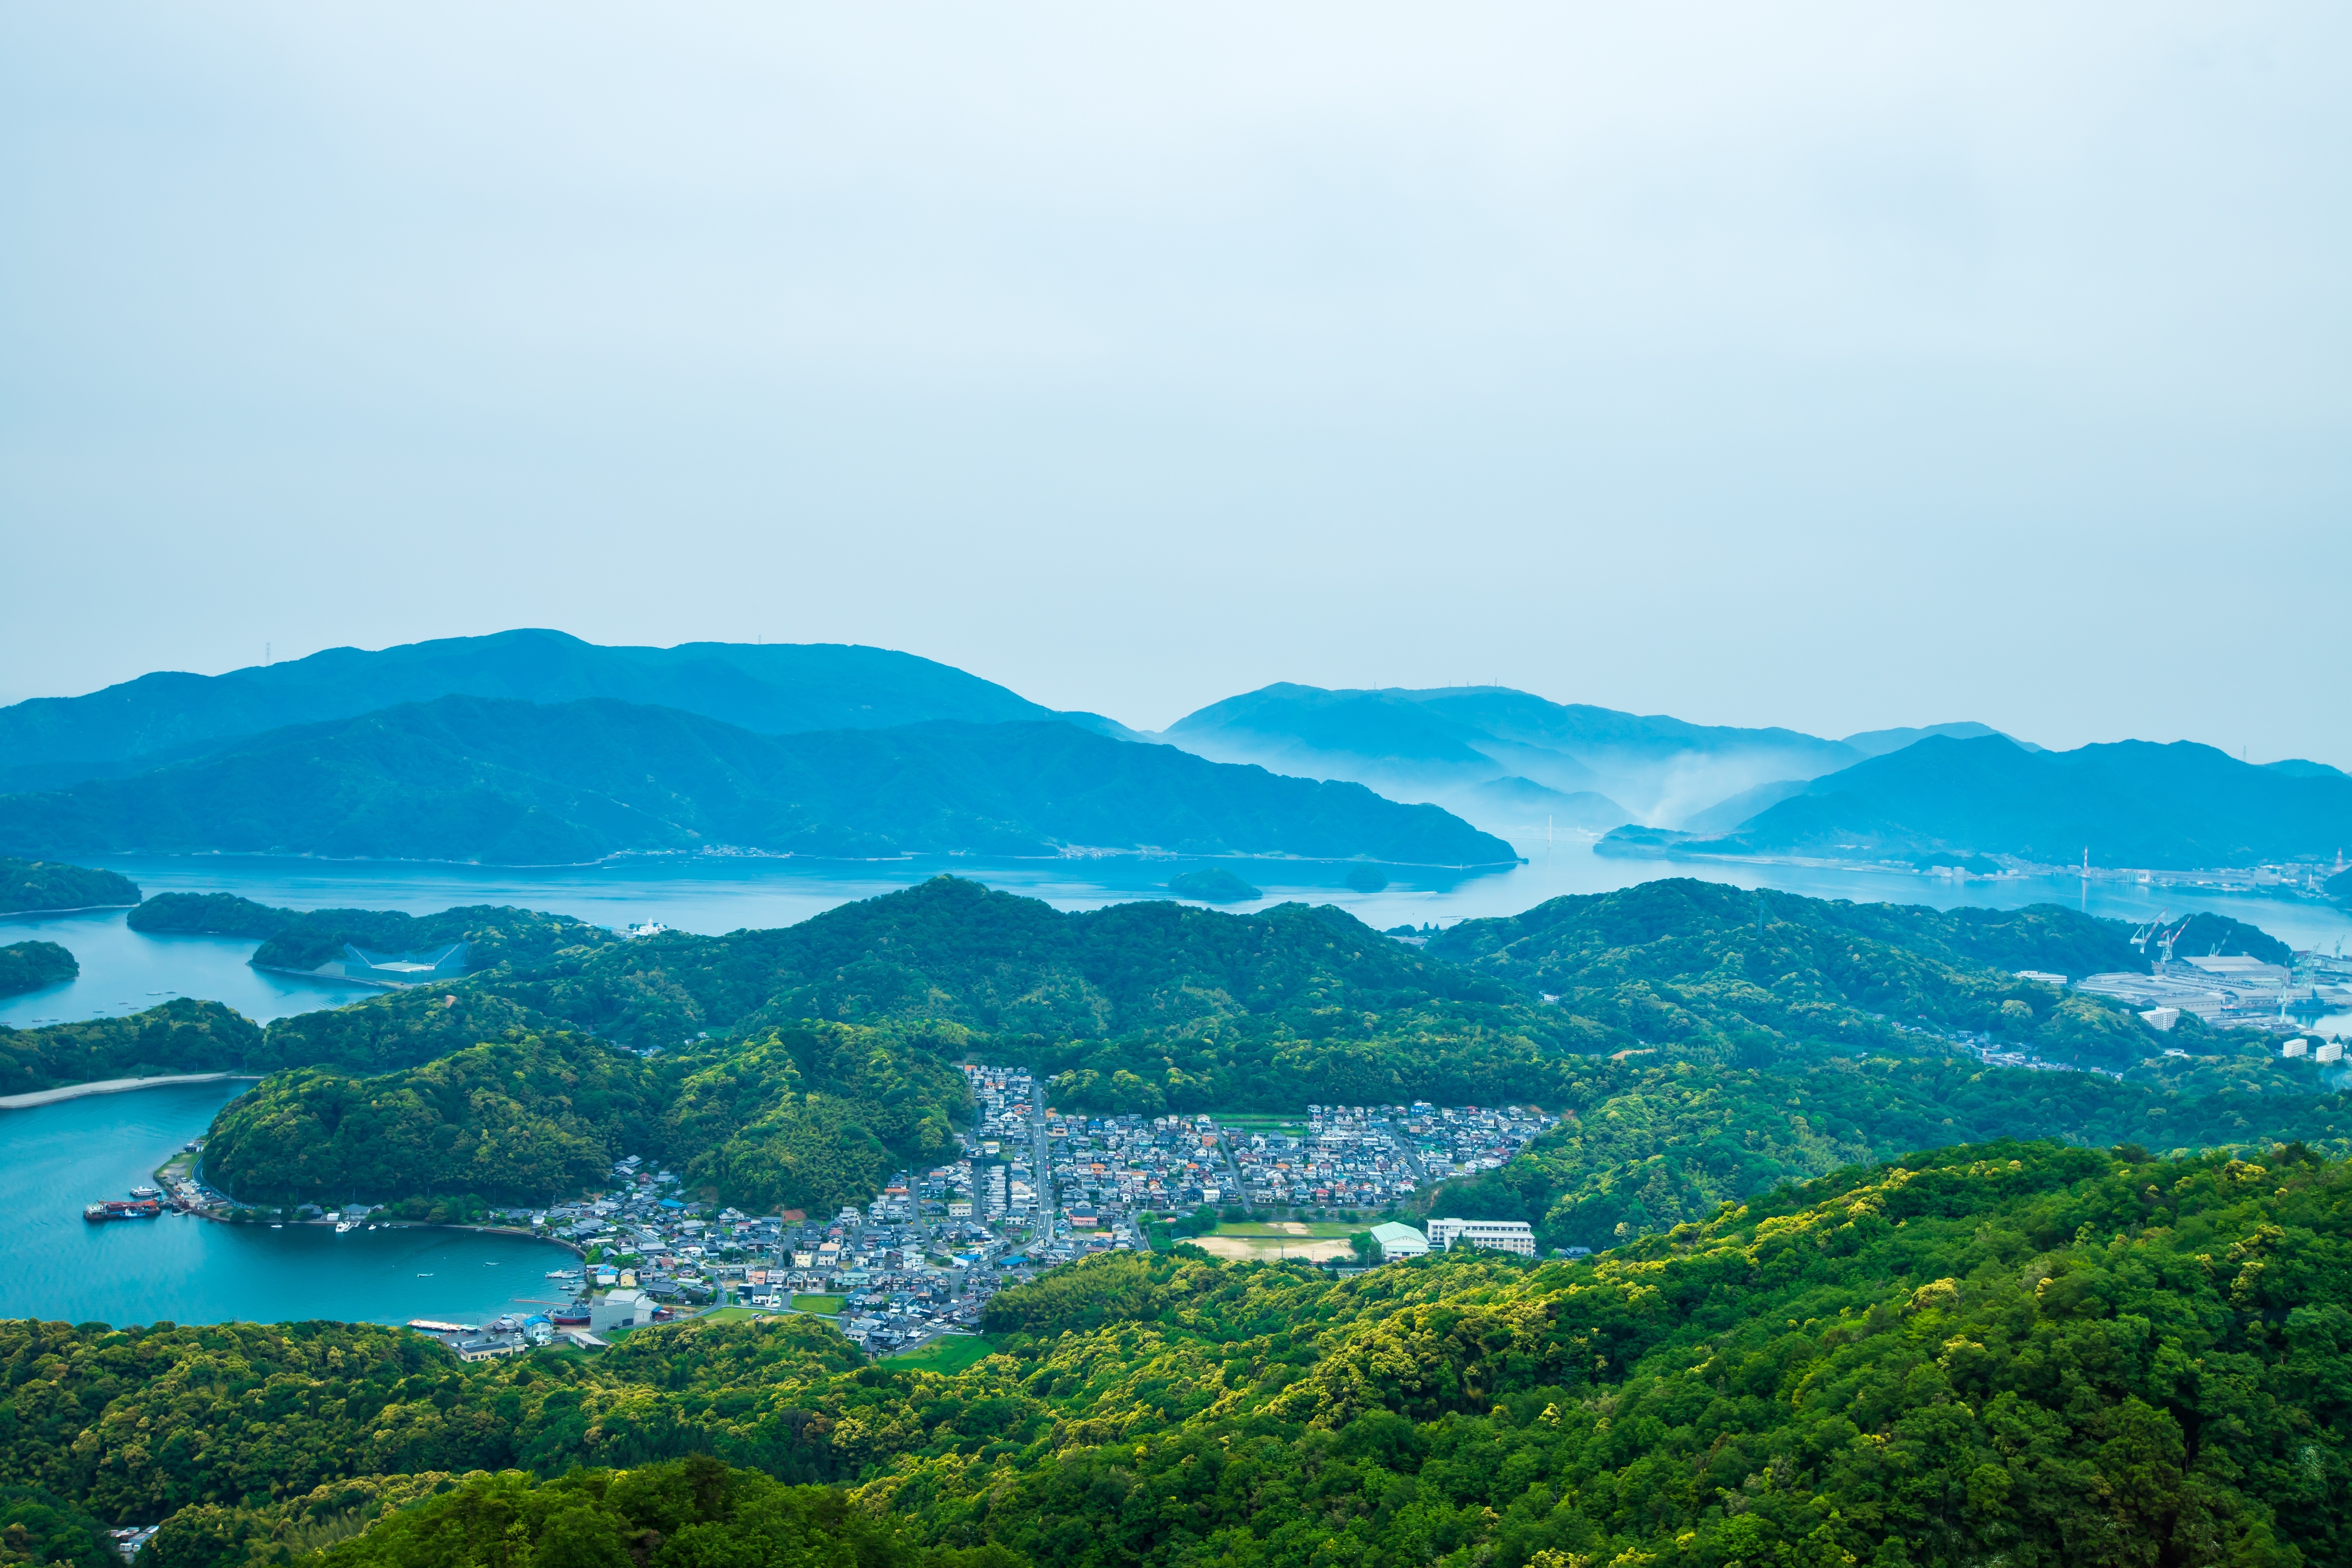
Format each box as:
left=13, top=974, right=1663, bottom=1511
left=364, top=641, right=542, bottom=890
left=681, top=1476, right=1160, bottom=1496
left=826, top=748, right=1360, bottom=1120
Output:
left=3, top=845, right=2346, bottom=1326
left=0, top=1081, right=574, bottom=1328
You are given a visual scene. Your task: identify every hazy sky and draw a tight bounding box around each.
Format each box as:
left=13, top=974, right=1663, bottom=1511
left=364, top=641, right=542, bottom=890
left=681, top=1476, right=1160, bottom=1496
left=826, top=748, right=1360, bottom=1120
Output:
left=5, top=3, right=2346, bottom=760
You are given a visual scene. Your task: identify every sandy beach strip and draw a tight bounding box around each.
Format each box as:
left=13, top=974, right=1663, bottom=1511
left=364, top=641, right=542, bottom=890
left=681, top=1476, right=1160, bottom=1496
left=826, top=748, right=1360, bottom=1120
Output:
left=0, top=1072, right=257, bottom=1111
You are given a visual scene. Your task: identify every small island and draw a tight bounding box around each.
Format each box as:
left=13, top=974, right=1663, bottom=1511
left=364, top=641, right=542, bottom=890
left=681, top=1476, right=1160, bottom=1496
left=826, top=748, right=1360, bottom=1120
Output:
left=126, top=891, right=296, bottom=937
left=0, top=857, right=140, bottom=915
left=1167, top=867, right=1262, bottom=903
left=0, top=939, right=77, bottom=998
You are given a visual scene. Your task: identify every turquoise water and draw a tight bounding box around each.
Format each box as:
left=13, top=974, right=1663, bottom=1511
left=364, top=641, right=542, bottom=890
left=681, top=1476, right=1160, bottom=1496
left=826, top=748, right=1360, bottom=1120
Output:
left=0, top=1081, right=575, bottom=1329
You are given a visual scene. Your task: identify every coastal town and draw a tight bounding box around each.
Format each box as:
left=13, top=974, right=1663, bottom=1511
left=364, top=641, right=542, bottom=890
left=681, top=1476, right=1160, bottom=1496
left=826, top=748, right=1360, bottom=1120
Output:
left=89, top=1060, right=1561, bottom=1365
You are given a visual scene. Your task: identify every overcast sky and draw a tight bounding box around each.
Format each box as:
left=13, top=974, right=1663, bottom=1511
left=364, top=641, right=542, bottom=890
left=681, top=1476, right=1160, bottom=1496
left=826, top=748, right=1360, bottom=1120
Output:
left=4, top=3, right=2346, bottom=760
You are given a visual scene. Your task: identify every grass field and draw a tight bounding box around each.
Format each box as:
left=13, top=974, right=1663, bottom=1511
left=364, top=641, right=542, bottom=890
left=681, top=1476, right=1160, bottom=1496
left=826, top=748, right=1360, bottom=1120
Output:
left=1191, top=1219, right=1361, bottom=1263
left=884, top=1335, right=998, bottom=1373
left=787, top=1293, right=845, bottom=1315
left=699, top=1306, right=765, bottom=1322
left=1215, top=1220, right=1363, bottom=1238
left=1201, top=1112, right=1308, bottom=1134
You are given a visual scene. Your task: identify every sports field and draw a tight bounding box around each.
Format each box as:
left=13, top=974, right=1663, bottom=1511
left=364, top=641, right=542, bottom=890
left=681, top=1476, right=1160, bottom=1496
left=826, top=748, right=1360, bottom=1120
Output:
left=1190, top=1220, right=1359, bottom=1263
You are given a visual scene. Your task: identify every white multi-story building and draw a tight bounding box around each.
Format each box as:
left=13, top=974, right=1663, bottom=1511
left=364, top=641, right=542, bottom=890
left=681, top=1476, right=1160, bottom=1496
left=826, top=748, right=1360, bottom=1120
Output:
left=1426, top=1217, right=1535, bottom=1256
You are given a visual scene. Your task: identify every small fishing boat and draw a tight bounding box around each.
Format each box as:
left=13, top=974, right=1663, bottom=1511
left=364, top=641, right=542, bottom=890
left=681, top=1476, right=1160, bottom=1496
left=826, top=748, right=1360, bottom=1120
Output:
left=129, top=1185, right=162, bottom=1199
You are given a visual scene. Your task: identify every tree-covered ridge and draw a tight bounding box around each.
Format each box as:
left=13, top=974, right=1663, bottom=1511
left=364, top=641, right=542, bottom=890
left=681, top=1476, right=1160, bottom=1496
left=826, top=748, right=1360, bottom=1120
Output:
left=295, top=1459, right=1022, bottom=1568
left=0, top=859, right=138, bottom=915
left=125, top=895, right=297, bottom=939
left=0, top=1001, right=261, bottom=1096
left=248, top=905, right=622, bottom=975
left=201, top=1021, right=977, bottom=1214
left=5, top=1141, right=2347, bottom=1568
left=1425, top=879, right=2167, bottom=1072
left=1424, top=1054, right=2352, bottom=1251
left=247, top=877, right=1590, bottom=1112
left=0, top=1487, right=111, bottom=1568
left=0, top=697, right=1514, bottom=867
left=200, top=1035, right=668, bottom=1207
left=0, top=942, right=75, bottom=1001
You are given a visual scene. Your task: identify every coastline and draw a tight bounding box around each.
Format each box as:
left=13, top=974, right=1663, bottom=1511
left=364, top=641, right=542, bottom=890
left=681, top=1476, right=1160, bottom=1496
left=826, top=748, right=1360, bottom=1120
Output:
left=0, top=901, right=142, bottom=919
left=0, top=1071, right=259, bottom=1112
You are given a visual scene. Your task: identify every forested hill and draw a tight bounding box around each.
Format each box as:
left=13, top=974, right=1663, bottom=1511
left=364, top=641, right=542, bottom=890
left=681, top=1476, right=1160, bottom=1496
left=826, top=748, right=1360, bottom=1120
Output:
left=8, top=1141, right=2347, bottom=1568
left=0, top=697, right=1513, bottom=867
left=0, top=629, right=1066, bottom=790
left=1634, top=732, right=2352, bottom=867
left=1428, top=877, right=2149, bottom=981
left=0, top=856, right=139, bottom=914
left=254, top=876, right=1571, bottom=1109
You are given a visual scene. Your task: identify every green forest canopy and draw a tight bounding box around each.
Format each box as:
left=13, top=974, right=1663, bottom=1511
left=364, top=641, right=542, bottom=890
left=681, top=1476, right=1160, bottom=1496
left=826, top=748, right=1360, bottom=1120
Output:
left=0, top=858, right=138, bottom=916
left=3, top=1139, right=2345, bottom=1568
left=0, top=942, right=75, bottom=1001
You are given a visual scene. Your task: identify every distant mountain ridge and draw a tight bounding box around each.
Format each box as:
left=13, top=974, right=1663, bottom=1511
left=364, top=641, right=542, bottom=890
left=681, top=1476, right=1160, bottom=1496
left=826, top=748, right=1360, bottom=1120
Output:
left=1603, top=733, right=2352, bottom=869
left=0, top=696, right=1515, bottom=866
left=1156, top=682, right=2032, bottom=844
left=0, top=629, right=1099, bottom=793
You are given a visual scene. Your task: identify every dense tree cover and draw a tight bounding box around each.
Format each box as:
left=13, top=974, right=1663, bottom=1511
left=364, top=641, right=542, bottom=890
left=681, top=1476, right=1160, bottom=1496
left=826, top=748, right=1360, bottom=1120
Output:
left=126, top=896, right=296, bottom=939
left=1426, top=879, right=2163, bottom=1072
left=248, top=905, right=621, bottom=975
left=0, top=1001, right=261, bottom=1096
left=0, top=943, right=75, bottom=1000
left=6, top=1141, right=2347, bottom=1568
left=302, top=1459, right=1024, bottom=1568
left=202, top=1021, right=975, bottom=1214
left=0, top=859, right=138, bottom=915
left=0, top=1487, right=111, bottom=1568
left=201, top=1034, right=666, bottom=1206
left=1426, top=1053, right=2352, bottom=1251
left=661, top=1023, right=968, bottom=1216
left=244, top=878, right=1582, bottom=1114
left=0, top=697, right=1512, bottom=867
left=198, top=878, right=2341, bottom=1212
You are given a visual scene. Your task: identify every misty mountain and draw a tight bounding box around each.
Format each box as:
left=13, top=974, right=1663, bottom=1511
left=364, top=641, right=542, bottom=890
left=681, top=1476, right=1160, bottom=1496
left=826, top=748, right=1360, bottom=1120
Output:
left=1605, top=734, right=2352, bottom=869
left=1837, top=721, right=2035, bottom=759
left=0, top=696, right=1516, bottom=867
left=0, top=629, right=1108, bottom=793
left=1157, top=683, right=2020, bottom=842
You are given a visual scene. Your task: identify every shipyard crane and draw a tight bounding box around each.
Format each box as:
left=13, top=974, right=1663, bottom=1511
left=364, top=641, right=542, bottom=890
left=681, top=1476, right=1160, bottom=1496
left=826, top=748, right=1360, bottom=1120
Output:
left=2128, top=911, right=2170, bottom=955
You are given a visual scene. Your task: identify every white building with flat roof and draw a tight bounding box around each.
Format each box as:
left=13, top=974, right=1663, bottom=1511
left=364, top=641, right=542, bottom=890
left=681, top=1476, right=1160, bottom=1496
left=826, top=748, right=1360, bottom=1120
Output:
left=1426, top=1217, right=1536, bottom=1256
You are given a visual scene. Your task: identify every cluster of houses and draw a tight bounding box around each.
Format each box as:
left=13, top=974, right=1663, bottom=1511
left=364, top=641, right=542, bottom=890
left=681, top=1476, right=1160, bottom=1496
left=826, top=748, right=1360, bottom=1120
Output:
left=493, top=1072, right=1565, bottom=1360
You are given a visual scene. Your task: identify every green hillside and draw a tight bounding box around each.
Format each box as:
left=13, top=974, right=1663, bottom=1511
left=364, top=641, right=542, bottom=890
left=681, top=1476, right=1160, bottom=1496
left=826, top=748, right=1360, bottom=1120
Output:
left=0, top=1000, right=262, bottom=1095
left=0, top=857, right=139, bottom=914
left=247, top=903, right=621, bottom=974
left=7, top=1141, right=2346, bottom=1568
left=202, top=1020, right=970, bottom=1215
left=0, top=940, right=75, bottom=999
left=125, top=893, right=297, bottom=937
left=0, top=698, right=1514, bottom=867
left=248, top=875, right=1583, bottom=1107
left=196, top=877, right=2352, bottom=1225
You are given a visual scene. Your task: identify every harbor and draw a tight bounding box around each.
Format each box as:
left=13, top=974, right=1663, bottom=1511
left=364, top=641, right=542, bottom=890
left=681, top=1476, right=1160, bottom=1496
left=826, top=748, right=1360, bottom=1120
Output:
left=2, top=1080, right=574, bottom=1329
